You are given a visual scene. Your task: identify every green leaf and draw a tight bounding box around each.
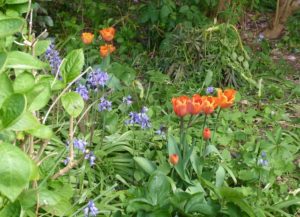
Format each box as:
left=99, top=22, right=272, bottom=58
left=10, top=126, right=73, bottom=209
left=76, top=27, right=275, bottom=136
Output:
left=5, top=0, right=28, bottom=4
left=204, top=70, right=213, bottom=86
left=0, top=52, right=7, bottom=73
left=215, top=165, right=225, bottom=187
left=6, top=2, right=29, bottom=14
left=0, top=143, right=35, bottom=202
left=34, top=40, right=51, bottom=56
left=160, top=5, right=171, bottom=19
left=0, top=16, right=24, bottom=38
left=6, top=51, right=47, bottom=70
left=61, top=49, right=84, bottom=83
left=0, top=201, right=21, bottom=217
left=9, top=111, right=40, bottom=131
left=26, top=82, right=51, bottom=111
left=0, top=73, right=13, bottom=107
left=13, top=72, right=35, bottom=93
left=61, top=92, right=84, bottom=118
left=148, top=172, right=171, bottom=205
left=134, top=157, right=157, bottom=175
left=27, top=124, right=53, bottom=139
left=0, top=93, right=26, bottom=129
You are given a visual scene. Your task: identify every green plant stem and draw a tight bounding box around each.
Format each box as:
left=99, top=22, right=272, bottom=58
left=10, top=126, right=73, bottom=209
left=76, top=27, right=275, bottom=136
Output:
left=212, top=108, right=222, bottom=143
left=201, top=115, right=208, bottom=156
left=180, top=117, right=185, bottom=157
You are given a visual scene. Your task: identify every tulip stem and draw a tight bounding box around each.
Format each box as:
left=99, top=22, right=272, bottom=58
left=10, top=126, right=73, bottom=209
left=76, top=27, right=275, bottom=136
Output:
left=212, top=108, right=221, bottom=143
left=180, top=117, right=185, bottom=157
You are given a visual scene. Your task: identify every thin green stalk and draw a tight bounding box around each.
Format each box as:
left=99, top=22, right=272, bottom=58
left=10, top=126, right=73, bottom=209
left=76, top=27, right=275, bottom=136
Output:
left=180, top=117, right=185, bottom=157
left=212, top=108, right=221, bottom=143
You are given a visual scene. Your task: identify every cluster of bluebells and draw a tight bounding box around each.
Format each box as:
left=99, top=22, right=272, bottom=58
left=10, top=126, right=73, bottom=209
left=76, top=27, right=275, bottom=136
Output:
left=206, top=86, right=214, bottom=95
left=87, top=69, right=109, bottom=89
left=155, top=125, right=166, bottom=138
left=98, top=97, right=112, bottom=111
left=73, top=138, right=88, bottom=153
left=125, top=106, right=151, bottom=129
left=45, top=43, right=62, bottom=75
left=122, top=95, right=133, bottom=106
left=85, top=152, right=96, bottom=166
left=76, top=84, right=89, bottom=101
left=84, top=200, right=99, bottom=217
left=258, top=151, right=268, bottom=167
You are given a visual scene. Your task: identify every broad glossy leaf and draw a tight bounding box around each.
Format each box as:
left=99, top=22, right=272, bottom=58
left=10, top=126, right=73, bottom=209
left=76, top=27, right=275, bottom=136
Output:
left=0, top=143, right=35, bottom=201
left=13, top=72, right=35, bottom=93
left=148, top=172, right=171, bottom=205
left=61, top=49, right=84, bottom=83
left=0, top=52, right=7, bottom=73
left=9, top=111, right=40, bottom=131
left=26, top=83, right=51, bottom=111
left=0, top=201, right=21, bottom=217
left=0, top=93, right=26, bottom=129
left=6, top=51, right=47, bottom=70
left=0, top=73, right=13, bottom=107
left=134, top=157, right=157, bottom=175
left=0, top=17, right=24, bottom=37
left=27, top=124, right=53, bottom=139
left=61, top=92, right=84, bottom=117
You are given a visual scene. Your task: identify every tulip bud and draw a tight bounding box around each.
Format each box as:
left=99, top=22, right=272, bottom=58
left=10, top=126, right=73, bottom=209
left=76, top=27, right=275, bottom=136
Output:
left=203, top=128, right=211, bottom=140
left=169, top=154, right=179, bottom=165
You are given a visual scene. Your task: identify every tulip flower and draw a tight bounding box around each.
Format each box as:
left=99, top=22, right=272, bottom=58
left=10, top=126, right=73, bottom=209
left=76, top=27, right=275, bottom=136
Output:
left=217, top=88, right=237, bottom=108
left=169, top=154, right=179, bottom=165
left=99, top=27, right=116, bottom=42
left=172, top=96, right=190, bottom=117
left=188, top=94, right=203, bottom=115
left=81, top=32, right=94, bottom=44
left=203, top=128, right=211, bottom=140
left=100, top=44, right=116, bottom=57
left=201, top=96, right=218, bottom=114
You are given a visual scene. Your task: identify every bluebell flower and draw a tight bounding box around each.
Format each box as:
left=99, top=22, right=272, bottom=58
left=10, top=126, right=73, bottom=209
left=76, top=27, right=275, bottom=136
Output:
left=87, top=69, right=109, bottom=89
left=122, top=95, right=133, bottom=105
left=261, top=151, right=267, bottom=158
left=45, top=43, right=62, bottom=75
left=84, top=200, right=99, bottom=217
left=85, top=152, right=96, bottom=166
left=76, top=84, right=89, bottom=101
left=64, top=157, right=70, bottom=165
left=155, top=125, right=166, bottom=138
left=258, top=158, right=268, bottom=167
left=206, top=86, right=214, bottom=94
left=73, top=139, right=88, bottom=153
left=125, top=107, right=151, bottom=129
left=98, top=97, right=112, bottom=111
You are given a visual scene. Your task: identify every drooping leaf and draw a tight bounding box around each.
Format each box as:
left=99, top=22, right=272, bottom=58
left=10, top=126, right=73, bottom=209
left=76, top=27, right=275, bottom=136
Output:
left=26, top=82, right=51, bottom=111
left=0, top=73, right=13, bottom=107
left=61, top=92, right=84, bottom=117
left=61, top=49, right=84, bottom=83
left=6, top=51, right=47, bottom=70
left=13, top=72, right=35, bottom=93
left=0, top=143, right=36, bottom=202
left=9, top=111, right=40, bottom=131
left=0, top=16, right=24, bottom=37
left=0, top=93, right=26, bottom=130
left=134, top=157, right=157, bottom=175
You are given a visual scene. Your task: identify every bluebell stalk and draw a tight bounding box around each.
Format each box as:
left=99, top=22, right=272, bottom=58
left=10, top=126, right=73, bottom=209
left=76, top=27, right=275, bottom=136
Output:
left=45, top=43, right=62, bottom=76
left=84, top=200, right=99, bottom=217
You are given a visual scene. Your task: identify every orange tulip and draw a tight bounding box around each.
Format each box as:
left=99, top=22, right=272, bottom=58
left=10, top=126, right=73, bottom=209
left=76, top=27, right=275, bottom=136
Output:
left=188, top=94, right=203, bottom=115
left=99, top=27, right=116, bottom=42
left=100, top=44, right=116, bottom=57
left=201, top=96, right=218, bottom=114
left=203, top=128, right=211, bottom=140
left=217, top=88, right=237, bottom=108
left=81, top=32, right=94, bottom=44
left=172, top=96, right=190, bottom=117
left=169, top=154, right=179, bottom=165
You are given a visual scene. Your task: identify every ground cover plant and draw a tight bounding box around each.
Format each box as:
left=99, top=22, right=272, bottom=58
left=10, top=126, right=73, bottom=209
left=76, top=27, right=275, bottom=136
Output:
left=0, top=0, right=299, bottom=216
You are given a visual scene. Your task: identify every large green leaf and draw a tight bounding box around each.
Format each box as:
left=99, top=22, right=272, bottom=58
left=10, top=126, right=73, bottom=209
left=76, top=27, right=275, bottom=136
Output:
left=34, top=40, right=51, bottom=56
left=5, top=0, right=28, bottom=4
left=0, top=143, right=35, bottom=201
left=0, top=52, right=7, bottom=73
left=134, top=157, right=157, bottom=175
left=0, top=93, right=26, bottom=130
left=215, top=165, right=225, bottom=187
left=9, top=111, right=40, bottom=131
left=13, top=72, right=35, bottom=93
left=6, top=51, right=47, bottom=70
left=0, top=201, right=21, bottom=217
left=61, top=92, right=84, bottom=118
left=61, top=49, right=84, bottom=83
left=0, top=73, right=13, bottom=108
left=148, top=172, right=171, bottom=206
left=0, top=16, right=24, bottom=38
left=26, top=82, right=51, bottom=111
left=27, top=124, right=53, bottom=139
